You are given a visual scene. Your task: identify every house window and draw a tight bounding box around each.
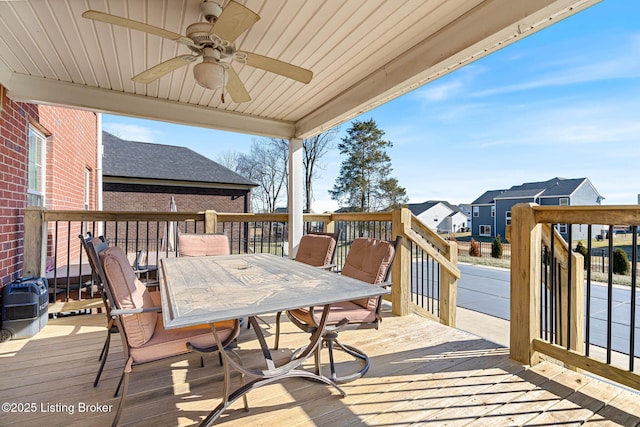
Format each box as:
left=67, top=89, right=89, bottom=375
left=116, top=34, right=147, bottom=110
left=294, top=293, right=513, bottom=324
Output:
left=559, top=198, right=569, bottom=206
left=473, top=206, right=479, bottom=217
left=505, top=211, right=511, bottom=225
left=27, top=126, right=46, bottom=207
left=556, top=224, right=568, bottom=233
left=480, top=225, right=491, bottom=236
left=491, top=206, right=495, bottom=217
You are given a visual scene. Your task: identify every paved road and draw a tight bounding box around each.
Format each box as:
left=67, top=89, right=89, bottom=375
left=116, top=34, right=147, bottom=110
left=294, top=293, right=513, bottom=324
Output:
left=450, top=264, right=639, bottom=355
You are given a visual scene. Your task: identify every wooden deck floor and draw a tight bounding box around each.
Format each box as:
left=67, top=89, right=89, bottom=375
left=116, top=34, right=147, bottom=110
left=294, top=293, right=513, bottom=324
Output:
left=1, top=306, right=639, bottom=427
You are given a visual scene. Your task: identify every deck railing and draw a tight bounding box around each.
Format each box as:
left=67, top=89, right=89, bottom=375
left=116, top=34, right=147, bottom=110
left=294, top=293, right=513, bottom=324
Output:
left=24, top=207, right=458, bottom=326
left=510, top=203, right=640, bottom=391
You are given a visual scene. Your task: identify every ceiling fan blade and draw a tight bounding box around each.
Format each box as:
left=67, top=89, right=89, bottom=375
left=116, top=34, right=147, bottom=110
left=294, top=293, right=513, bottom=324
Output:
left=83, top=10, right=193, bottom=46
left=132, top=55, right=196, bottom=84
left=241, top=52, right=312, bottom=84
left=209, top=0, right=259, bottom=43
left=225, top=66, right=251, bottom=103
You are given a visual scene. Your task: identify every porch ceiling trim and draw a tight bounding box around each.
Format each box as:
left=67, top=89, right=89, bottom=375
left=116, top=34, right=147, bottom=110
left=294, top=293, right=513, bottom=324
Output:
left=5, top=73, right=296, bottom=139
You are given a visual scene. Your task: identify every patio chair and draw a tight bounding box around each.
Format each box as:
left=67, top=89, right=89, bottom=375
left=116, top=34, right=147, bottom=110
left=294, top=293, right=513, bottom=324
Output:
left=79, top=233, right=162, bottom=387
left=287, top=236, right=400, bottom=383
left=274, top=230, right=341, bottom=349
left=79, top=233, right=116, bottom=388
left=178, top=233, right=230, bottom=257
left=87, top=239, right=243, bottom=426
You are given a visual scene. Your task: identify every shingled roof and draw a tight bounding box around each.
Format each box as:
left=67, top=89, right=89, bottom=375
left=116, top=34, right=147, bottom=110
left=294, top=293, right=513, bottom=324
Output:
left=102, top=132, right=256, bottom=187
left=407, top=200, right=463, bottom=216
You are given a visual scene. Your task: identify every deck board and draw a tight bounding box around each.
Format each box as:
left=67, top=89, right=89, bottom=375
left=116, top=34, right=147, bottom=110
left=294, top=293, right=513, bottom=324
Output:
left=0, top=307, right=639, bottom=427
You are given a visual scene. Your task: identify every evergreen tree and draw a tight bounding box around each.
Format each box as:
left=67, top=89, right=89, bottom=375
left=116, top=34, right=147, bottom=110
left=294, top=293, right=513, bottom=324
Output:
left=330, top=119, right=407, bottom=211
left=491, top=235, right=503, bottom=259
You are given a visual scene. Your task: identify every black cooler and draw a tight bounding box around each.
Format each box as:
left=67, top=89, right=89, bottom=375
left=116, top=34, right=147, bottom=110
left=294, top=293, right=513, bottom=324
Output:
left=1, top=277, right=49, bottom=340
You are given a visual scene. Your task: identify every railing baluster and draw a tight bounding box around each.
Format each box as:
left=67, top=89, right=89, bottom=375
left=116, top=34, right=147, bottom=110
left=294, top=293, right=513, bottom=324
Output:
left=607, top=224, right=614, bottom=364
left=586, top=224, right=592, bottom=357
left=630, top=225, right=637, bottom=371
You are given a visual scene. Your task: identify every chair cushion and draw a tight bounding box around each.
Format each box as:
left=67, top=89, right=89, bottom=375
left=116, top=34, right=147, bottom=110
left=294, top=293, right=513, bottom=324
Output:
left=342, top=238, right=395, bottom=310
left=130, top=319, right=237, bottom=364
left=100, top=246, right=158, bottom=348
left=295, top=234, right=336, bottom=267
left=288, top=301, right=377, bottom=327
left=179, top=234, right=230, bottom=257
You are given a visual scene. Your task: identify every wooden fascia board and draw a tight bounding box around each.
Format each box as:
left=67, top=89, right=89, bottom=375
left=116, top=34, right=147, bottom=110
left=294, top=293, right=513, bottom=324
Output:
left=5, top=74, right=295, bottom=139
left=103, top=176, right=255, bottom=190
left=294, top=0, right=599, bottom=139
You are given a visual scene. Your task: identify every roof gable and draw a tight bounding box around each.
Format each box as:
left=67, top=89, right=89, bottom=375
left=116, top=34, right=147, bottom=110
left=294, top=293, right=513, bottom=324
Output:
left=102, top=132, right=256, bottom=187
left=408, top=200, right=462, bottom=216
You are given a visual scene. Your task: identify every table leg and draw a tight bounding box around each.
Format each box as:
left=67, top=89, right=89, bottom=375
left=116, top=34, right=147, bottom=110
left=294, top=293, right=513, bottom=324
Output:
left=200, top=304, right=346, bottom=426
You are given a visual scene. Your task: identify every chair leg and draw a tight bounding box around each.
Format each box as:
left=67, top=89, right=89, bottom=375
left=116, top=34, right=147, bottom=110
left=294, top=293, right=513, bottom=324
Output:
left=111, top=370, right=130, bottom=427
left=114, top=372, right=124, bottom=397
left=328, top=337, right=370, bottom=383
left=98, top=330, right=110, bottom=361
left=94, top=332, right=110, bottom=387
left=274, top=311, right=282, bottom=349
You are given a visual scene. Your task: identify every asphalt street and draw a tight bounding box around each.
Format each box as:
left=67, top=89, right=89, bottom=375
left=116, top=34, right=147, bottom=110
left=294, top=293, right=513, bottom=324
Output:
left=454, top=263, right=640, bottom=355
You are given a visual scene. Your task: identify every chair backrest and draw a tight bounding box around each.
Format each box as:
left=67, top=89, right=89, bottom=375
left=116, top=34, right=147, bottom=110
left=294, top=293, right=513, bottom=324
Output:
left=342, top=236, right=401, bottom=310
left=79, top=233, right=109, bottom=283
left=295, top=231, right=341, bottom=267
left=178, top=233, right=230, bottom=257
left=87, top=240, right=158, bottom=349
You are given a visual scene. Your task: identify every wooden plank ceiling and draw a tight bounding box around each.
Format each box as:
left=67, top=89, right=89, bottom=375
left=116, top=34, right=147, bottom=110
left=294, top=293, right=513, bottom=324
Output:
left=0, top=0, right=599, bottom=139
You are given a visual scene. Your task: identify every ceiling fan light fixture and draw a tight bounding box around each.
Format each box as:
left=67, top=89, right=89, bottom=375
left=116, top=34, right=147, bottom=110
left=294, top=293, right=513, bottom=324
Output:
left=193, top=60, right=226, bottom=90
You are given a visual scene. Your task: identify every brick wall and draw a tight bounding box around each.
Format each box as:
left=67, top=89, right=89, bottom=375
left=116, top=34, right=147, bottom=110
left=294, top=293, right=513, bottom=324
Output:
left=39, top=106, right=98, bottom=265
left=103, top=183, right=250, bottom=213
left=0, top=85, right=98, bottom=286
left=0, top=85, right=39, bottom=286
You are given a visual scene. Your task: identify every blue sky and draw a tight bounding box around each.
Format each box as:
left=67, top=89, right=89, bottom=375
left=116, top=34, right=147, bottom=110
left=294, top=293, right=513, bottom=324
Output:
left=103, top=0, right=640, bottom=213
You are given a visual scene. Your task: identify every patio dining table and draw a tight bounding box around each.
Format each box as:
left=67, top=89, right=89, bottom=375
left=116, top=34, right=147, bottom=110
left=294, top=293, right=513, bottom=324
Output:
left=159, top=252, right=389, bottom=426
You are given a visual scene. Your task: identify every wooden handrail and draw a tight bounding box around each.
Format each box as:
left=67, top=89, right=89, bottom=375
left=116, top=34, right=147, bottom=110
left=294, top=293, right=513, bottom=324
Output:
left=402, top=225, right=460, bottom=279
left=29, top=207, right=459, bottom=328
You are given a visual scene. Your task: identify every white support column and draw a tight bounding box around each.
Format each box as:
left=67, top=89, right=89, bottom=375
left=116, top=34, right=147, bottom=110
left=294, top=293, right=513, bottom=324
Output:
left=288, top=138, right=303, bottom=259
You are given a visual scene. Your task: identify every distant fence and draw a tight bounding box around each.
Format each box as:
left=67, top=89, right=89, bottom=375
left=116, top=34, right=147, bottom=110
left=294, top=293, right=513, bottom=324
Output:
left=456, top=240, right=512, bottom=261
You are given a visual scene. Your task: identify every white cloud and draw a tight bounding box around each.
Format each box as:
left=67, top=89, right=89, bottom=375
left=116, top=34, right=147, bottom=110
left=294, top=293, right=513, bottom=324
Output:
left=102, top=122, right=163, bottom=143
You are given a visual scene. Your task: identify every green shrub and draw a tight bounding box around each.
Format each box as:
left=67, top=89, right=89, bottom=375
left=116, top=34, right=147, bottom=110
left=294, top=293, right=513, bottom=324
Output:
left=575, top=241, right=588, bottom=258
left=491, top=235, right=503, bottom=259
left=469, top=238, right=481, bottom=257
left=612, top=248, right=630, bottom=275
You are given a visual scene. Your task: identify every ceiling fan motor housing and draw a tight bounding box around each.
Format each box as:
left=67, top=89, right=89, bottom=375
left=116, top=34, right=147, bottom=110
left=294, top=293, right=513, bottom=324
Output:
left=201, top=1, right=223, bottom=22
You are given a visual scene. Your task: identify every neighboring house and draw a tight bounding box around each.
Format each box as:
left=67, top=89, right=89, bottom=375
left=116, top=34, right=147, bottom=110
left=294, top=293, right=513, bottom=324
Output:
left=407, top=201, right=468, bottom=234
left=102, top=132, right=257, bottom=214
left=0, top=84, right=99, bottom=286
left=471, top=177, right=604, bottom=240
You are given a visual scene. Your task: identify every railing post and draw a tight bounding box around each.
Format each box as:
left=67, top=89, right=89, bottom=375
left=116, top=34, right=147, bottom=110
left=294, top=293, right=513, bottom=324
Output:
left=392, top=208, right=411, bottom=316
left=510, top=203, right=541, bottom=366
left=324, top=213, right=335, bottom=234
left=24, top=206, right=47, bottom=278
left=204, top=210, right=218, bottom=233
left=439, top=240, right=458, bottom=327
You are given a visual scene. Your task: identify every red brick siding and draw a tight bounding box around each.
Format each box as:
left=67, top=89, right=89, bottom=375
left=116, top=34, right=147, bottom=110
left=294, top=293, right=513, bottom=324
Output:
left=0, top=86, right=39, bottom=286
left=0, top=86, right=98, bottom=286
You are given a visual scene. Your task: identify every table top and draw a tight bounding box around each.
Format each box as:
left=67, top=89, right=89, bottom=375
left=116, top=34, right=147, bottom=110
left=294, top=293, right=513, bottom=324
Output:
left=159, top=253, right=389, bottom=329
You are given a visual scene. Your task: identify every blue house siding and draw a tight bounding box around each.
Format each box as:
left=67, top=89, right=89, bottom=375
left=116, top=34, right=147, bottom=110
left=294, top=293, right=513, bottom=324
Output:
left=471, top=177, right=603, bottom=243
left=495, top=197, right=533, bottom=239
left=473, top=205, right=494, bottom=236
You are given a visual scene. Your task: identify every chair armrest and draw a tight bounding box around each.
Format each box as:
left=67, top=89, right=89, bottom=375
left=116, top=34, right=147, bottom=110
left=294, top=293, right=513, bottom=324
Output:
left=111, top=306, right=161, bottom=316
left=317, top=263, right=337, bottom=271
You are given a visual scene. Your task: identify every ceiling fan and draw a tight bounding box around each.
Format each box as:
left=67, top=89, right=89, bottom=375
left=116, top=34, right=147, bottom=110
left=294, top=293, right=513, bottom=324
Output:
left=82, top=0, right=313, bottom=103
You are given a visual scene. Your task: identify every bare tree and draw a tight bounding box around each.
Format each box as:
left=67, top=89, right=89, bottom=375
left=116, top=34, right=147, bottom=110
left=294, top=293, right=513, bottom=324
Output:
left=234, top=129, right=337, bottom=213
left=216, top=150, right=240, bottom=170
left=236, top=139, right=288, bottom=212
left=303, top=128, right=338, bottom=212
